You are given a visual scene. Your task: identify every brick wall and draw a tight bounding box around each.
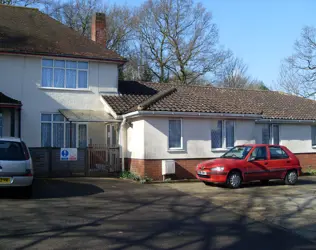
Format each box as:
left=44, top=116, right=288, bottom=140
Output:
left=126, top=153, right=316, bottom=180
left=296, top=153, right=316, bottom=171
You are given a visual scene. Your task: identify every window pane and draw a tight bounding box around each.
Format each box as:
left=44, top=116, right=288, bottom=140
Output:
left=66, top=123, right=76, bottom=147
left=42, top=59, right=53, bottom=67
left=66, top=61, right=77, bottom=69
left=211, top=121, right=222, bottom=148
left=53, top=114, right=64, bottom=121
left=312, top=126, right=316, bottom=146
left=78, top=61, right=88, bottom=69
left=54, top=60, right=65, bottom=68
left=262, top=124, right=270, bottom=144
left=226, top=121, right=234, bottom=148
left=251, top=146, right=267, bottom=160
left=66, top=69, right=77, bottom=88
left=78, top=71, right=88, bottom=88
left=273, top=125, right=279, bottom=145
left=41, top=123, right=51, bottom=147
left=54, top=68, right=65, bottom=88
left=78, top=124, right=87, bottom=148
left=41, top=68, right=53, bottom=87
left=111, top=125, right=117, bottom=146
left=0, top=141, right=25, bottom=161
left=169, top=120, right=181, bottom=148
left=269, top=147, right=289, bottom=159
left=53, top=123, right=64, bottom=147
left=0, top=114, right=3, bottom=137
left=41, top=114, right=51, bottom=122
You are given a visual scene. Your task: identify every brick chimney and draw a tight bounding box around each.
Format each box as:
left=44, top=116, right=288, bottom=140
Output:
left=91, top=13, right=106, bottom=47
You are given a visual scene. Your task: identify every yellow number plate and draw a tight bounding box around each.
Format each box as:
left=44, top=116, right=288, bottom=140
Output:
left=0, top=178, right=11, bottom=184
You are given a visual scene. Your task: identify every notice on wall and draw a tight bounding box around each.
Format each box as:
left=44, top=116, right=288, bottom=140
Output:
left=60, top=148, right=77, bottom=161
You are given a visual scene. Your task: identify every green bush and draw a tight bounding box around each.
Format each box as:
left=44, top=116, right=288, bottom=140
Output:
left=120, top=171, right=152, bottom=183
left=305, top=166, right=316, bottom=176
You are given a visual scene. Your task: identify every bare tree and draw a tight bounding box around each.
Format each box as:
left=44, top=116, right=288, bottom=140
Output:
left=216, top=57, right=251, bottom=88
left=136, top=0, right=229, bottom=84
left=0, top=0, right=44, bottom=6
left=279, top=26, right=316, bottom=98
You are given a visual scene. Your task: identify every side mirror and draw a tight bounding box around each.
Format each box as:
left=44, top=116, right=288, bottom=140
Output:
left=248, top=156, right=256, bottom=162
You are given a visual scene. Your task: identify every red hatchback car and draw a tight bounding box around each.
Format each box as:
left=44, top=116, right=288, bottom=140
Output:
left=196, top=144, right=302, bottom=188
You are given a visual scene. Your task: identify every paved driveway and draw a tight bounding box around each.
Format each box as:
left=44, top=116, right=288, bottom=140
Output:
left=165, top=177, right=316, bottom=244
left=0, top=178, right=314, bottom=250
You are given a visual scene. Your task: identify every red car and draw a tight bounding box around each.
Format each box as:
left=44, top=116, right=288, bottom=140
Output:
left=196, top=144, right=302, bottom=188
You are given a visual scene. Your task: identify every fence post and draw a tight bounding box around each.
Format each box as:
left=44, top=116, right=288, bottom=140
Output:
left=48, top=147, right=53, bottom=177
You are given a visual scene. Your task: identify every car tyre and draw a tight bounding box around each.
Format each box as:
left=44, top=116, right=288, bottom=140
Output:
left=226, top=171, right=242, bottom=189
left=284, top=170, right=298, bottom=185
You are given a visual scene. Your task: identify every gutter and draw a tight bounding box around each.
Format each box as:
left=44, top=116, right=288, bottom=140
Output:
left=122, top=111, right=262, bottom=119
left=255, top=119, right=316, bottom=124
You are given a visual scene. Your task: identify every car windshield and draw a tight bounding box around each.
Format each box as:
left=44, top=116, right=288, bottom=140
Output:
left=221, top=146, right=253, bottom=159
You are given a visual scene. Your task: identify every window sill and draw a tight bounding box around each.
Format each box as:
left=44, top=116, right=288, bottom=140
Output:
left=312, top=146, right=316, bottom=149
left=168, top=149, right=186, bottom=153
left=39, top=87, right=92, bottom=92
left=211, top=148, right=229, bottom=153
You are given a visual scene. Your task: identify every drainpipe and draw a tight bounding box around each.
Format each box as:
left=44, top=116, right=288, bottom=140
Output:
left=119, top=118, right=127, bottom=172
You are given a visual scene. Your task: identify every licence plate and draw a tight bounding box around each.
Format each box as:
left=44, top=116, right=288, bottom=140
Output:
left=198, top=171, right=208, bottom=176
left=0, top=178, right=11, bottom=184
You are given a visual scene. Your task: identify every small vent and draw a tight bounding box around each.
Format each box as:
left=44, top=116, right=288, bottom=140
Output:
left=162, top=160, right=175, bottom=175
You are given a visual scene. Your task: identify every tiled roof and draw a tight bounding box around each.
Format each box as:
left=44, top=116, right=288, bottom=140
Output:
left=103, top=81, right=316, bottom=120
left=0, top=5, right=125, bottom=62
left=0, top=92, right=21, bottom=105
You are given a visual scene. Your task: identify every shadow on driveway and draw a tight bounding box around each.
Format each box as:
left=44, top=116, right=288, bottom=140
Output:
left=0, top=178, right=104, bottom=199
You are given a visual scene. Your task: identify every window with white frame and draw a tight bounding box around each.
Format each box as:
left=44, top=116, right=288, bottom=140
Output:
left=41, top=59, right=88, bottom=89
left=311, top=126, right=316, bottom=147
left=0, top=113, right=2, bottom=137
left=262, top=124, right=279, bottom=145
left=168, top=119, right=182, bottom=149
left=41, top=113, right=88, bottom=148
left=211, top=120, right=235, bottom=149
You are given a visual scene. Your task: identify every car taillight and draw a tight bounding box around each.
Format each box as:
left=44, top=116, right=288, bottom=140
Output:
left=21, top=141, right=30, bottom=160
left=24, top=169, right=33, bottom=176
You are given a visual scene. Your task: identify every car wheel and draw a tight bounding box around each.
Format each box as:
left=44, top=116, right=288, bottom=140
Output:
left=285, top=170, right=298, bottom=185
left=203, top=181, right=212, bottom=186
left=226, top=171, right=242, bottom=189
left=23, top=185, right=33, bottom=199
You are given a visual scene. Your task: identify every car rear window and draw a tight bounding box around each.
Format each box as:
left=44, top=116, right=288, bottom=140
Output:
left=0, top=141, right=25, bottom=161
left=269, top=146, right=289, bottom=159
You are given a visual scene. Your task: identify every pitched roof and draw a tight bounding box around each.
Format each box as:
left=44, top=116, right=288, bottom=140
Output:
left=103, top=81, right=316, bottom=120
left=0, top=5, right=125, bottom=62
left=0, top=92, right=21, bottom=105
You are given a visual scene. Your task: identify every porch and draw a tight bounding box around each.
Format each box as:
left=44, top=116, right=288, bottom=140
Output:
left=0, top=92, right=22, bottom=137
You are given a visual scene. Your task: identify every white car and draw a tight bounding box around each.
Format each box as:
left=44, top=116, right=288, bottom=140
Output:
left=0, top=137, right=33, bottom=198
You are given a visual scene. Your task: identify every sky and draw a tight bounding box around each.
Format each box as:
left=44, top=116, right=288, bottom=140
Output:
left=105, top=0, right=315, bottom=89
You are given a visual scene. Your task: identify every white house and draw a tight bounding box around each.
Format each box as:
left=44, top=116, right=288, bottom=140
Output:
left=1, top=5, right=316, bottom=180
left=0, top=5, right=124, bottom=150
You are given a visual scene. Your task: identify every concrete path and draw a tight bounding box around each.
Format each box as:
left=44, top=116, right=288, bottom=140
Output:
left=0, top=178, right=314, bottom=249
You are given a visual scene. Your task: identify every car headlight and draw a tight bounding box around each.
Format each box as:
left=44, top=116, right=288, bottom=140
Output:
left=211, top=166, right=225, bottom=172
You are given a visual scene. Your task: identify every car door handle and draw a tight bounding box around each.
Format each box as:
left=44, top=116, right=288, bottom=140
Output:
left=286, top=161, right=290, bottom=163
left=264, top=162, right=268, bottom=165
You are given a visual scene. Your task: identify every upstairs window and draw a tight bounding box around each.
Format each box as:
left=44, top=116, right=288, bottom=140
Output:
left=211, top=120, right=235, bottom=149
left=41, top=59, right=88, bottom=89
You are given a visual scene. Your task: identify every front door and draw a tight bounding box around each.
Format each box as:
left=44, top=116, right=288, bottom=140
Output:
left=267, top=146, right=290, bottom=179
left=246, top=146, right=269, bottom=181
